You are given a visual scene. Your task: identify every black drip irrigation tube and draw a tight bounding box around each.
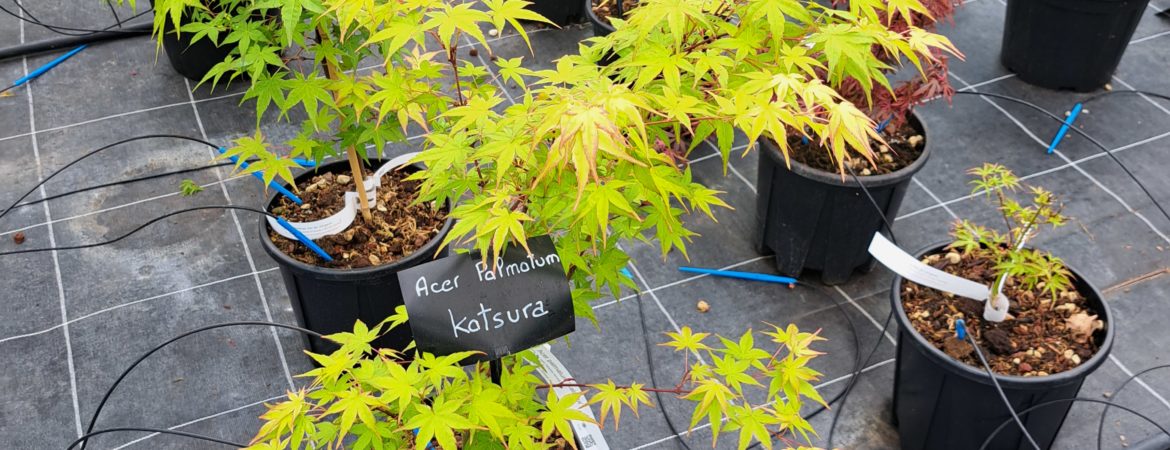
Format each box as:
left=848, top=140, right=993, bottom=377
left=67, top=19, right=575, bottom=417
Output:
left=73, top=321, right=326, bottom=450
left=0, top=2, right=154, bottom=62
left=0, top=22, right=151, bottom=61
left=0, top=134, right=332, bottom=260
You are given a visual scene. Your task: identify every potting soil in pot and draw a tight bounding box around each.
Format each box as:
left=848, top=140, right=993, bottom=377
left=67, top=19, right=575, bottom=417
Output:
left=900, top=249, right=1105, bottom=376
left=784, top=121, right=924, bottom=175
left=591, top=0, right=639, bottom=25
left=269, top=169, right=447, bottom=269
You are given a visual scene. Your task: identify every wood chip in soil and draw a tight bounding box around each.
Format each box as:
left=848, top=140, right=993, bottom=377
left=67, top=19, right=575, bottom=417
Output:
left=900, top=248, right=1104, bottom=377
left=269, top=168, right=446, bottom=270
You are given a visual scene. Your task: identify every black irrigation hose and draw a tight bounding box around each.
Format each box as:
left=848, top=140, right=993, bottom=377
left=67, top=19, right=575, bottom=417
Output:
left=80, top=321, right=326, bottom=450
left=817, top=283, right=863, bottom=450
left=1082, top=89, right=1170, bottom=106
left=9, top=160, right=244, bottom=210
left=965, top=328, right=1043, bottom=450
left=0, top=205, right=276, bottom=257
left=1097, top=364, right=1170, bottom=450
left=846, top=164, right=897, bottom=247
left=952, top=90, right=1170, bottom=230
left=634, top=290, right=695, bottom=450
left=67, top=427, right=244, bottom=450
left=0, top=134, right=221, bottom=224
left=0, top=1, right=152, bottom=36
left=979, top=398, right=1170, bottom=450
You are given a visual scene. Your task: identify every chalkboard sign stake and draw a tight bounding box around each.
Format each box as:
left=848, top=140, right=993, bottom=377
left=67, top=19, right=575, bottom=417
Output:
left=490, top=359, right=504, bottom=385
left=490, top=359, right=503, bottom=385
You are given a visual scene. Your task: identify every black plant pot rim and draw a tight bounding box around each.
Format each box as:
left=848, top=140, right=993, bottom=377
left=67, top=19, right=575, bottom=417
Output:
left=891, top=240, right=1115, bottom=389
left=259, top=158, right=455, bottom=282
left=759, top=110, right=932, bottom=189
left=584, top=0, right=617, bottom=34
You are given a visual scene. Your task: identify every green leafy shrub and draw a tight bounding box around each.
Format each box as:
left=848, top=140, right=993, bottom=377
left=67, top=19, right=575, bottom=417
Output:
left=247, top=310, right=827, bottom=449
left=143, top=0, right=546, bottom=220
left=953, top=163, right=1071, bottom=306
left=416, top=0, right=961, bottom=320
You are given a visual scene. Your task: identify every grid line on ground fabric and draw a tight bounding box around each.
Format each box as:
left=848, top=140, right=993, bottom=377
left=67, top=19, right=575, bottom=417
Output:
left=1109, top=354, right=1170, bottom=412
left=108, top=392, right=289, bottom=450
left=1112, top=75, right=1170, bottom=117
left=1132, top=30, right=1170, bottom=45
left=15, top=4, right=84, bottom=438
left=832, top=286, right=898, bottom=344
left=184, top=78, right=296, bottom=391
left=0, top=268, right=279, bottom=345
left=911, top=178, right=961, bottom=220
left=0, top=91, right=248, bottom=145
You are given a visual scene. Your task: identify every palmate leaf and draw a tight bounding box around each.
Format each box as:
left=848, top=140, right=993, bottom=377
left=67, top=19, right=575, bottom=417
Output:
left=588, top=381, right=627, bottom=429
left=538, top=391, right=594, bottom=445
left=821, top=100, right=881, bottom=172
left=728, top=404, right=781, bottom=450
left=321, top=389, right=383, bottom=442
left=466, top=379, right=517, bottom=441
left=661, top=326, right=712, bottom=353
left=684, top=379, right=732, bottom=438
left=220, top=132, right=300, bottom=188
left=282, top=72, right=335, bottom=130
left=366, top=357, right=423, bottom=414
left=627, top=0, right=708, bottom=47
left=887, top=0, right=933, bottom=26
left=482, top=0, right=552, bottom=52
left=242, top=72, right=287, bottom=123
left=403, top=397, right=477, bottom=450
left=424, top=3, right=491, bottom=48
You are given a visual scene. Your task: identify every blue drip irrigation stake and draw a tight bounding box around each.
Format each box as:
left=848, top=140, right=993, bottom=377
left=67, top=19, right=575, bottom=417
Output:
left=412, top=428, right=433, bottom=450
left=955, top=318, right=967, bottom=341
left=620, top=267, right=633, bottom=278
left=216, top=147, right=303, bottom=205
left=13, top=45, right=87, bottom=87
left=275, top=218, right=333, bottom=262
left=1047, top=103, right=1082, bottom=154
left=875, top=116, right=892, bottom=133
left=292, top=158, right=316, bottom=167
left=678, top=266, right=797, bottom=286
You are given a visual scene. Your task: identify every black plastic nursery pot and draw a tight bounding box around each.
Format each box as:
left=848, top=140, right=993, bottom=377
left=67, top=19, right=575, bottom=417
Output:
left=584, top=0, right=617, bottom=37
left=526, top=0, right=584, bottom=25
left=1001, top=0, right=1150, bottom=92
left=753, top=112, right=930, bottom=285
left=891, top=242, right=1115, bottom=450
left=159, top=25, right=234, bottom=82
left=260, top=158, right=454, bottom=355
left=582, top=0, right=617, bottom=36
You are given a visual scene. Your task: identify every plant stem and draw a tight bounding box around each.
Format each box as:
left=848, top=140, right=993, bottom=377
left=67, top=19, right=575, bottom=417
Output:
left=317, top=26, right=374, bottom=222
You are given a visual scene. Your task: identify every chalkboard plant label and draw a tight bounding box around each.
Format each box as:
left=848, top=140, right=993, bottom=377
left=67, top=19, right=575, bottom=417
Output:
left=397, top=235, right=573, bottom=363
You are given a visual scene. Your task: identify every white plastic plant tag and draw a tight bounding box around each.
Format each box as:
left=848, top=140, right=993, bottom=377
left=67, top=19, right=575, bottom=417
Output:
left=531, top=345, right=610, bottom=450
left=269, top=152, right=420, bottom=241
left=868, top=233, right=1009, bottom=322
